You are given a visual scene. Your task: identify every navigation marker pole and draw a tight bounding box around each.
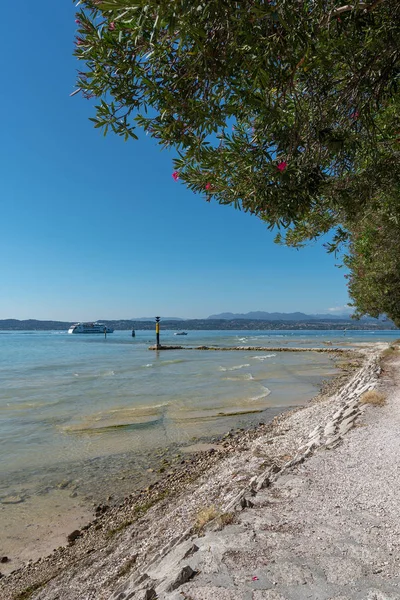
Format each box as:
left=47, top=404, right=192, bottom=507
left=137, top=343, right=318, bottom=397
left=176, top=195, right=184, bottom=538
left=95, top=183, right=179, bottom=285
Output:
left=155, top=316, right=161, bottom=349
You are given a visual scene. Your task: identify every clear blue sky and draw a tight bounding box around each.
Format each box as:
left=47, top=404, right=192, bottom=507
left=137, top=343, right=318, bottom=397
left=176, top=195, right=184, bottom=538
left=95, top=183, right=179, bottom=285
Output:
left=0, top=1, right=350, bottom=321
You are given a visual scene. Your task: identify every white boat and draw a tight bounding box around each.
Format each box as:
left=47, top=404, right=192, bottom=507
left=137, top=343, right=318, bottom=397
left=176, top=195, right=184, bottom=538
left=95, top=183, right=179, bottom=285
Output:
left=68, top=322, right=114, bottom=334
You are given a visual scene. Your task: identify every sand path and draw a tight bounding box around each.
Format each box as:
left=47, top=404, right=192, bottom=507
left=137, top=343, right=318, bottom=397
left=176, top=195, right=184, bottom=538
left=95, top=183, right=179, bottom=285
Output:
left=151, top=353, right=400, bottom=600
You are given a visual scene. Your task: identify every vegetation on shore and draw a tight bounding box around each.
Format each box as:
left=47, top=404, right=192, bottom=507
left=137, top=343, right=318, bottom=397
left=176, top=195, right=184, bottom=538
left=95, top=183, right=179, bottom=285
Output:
left=360, top=389, right=386, bottom=406
left=73, top=0, right=400, bottom=323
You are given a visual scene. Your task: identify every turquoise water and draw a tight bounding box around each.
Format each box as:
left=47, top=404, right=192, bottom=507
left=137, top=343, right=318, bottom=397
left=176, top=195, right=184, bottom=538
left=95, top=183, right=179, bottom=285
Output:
left=1, top=328, right=397, bottom=478
left=0, top=328, right=397, bottom=564
left=1, top=329, right=398, bottom=480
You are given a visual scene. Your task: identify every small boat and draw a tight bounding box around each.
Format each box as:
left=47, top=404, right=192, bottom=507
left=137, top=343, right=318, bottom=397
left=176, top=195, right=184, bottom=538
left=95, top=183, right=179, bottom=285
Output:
left=174, top=331, right=188, bottom=336
left=68, top=322, right=114, bottom=334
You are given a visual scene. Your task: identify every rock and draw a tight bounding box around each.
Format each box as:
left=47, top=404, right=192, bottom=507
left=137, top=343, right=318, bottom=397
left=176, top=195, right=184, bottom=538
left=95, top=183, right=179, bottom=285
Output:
left=307, top=433, right=321, bottom=445
left=0, top=557, right=9, bottom=564
left=249, top=475, right=258, bottom=488
left=57, top=480, right=71, bottom=489
left=270, top=464, right=281, bottom=474
left=332, top=409, right=343, bottom=420
left=346, top=400, right=359, bottom=410
left=256, top=476, right=270, bottom=491
left=324, top=422, right=336, bottom=437
left=309, top=425, right=322, bottom=438
left=95, top=504, right=109, bottom=516
left=325, top=435, right=342, bottom=449
left=339, top=421, right=354, bottom=435
left=166, top=565, right=196, bottom=591
left=305, top=439, right=318, bottom=451
left=240, top=497, right=254, bottom=509
left=67, top=530, right=82, bottom=544
left=138, top=589, right=157, bottom=600
left=182, top=544, right=199, bottom=559
left=340, top=415, right=357, bottom=428
left=1, top=495, right=24, bottom=504
left=342, top=406, right=357, bottom=419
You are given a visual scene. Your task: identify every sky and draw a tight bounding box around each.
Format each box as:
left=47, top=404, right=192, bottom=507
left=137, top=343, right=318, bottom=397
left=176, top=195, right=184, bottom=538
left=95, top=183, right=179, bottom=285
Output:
left=0, top=1, right=351, bottom=321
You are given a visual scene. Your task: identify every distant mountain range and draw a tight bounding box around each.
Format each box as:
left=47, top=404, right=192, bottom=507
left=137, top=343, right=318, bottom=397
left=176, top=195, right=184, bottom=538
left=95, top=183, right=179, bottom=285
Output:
left=0, top=313, right=396, bottom=331
left=131, top=317, right=183, bottom=321
left=207, top=311, right=377, bottom=321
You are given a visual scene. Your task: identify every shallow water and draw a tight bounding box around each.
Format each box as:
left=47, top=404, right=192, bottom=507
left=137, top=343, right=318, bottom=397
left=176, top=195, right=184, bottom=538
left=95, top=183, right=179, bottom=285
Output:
left=0, top=328, right=397, bottom=566
left=1, top=329, right=397, bottom=484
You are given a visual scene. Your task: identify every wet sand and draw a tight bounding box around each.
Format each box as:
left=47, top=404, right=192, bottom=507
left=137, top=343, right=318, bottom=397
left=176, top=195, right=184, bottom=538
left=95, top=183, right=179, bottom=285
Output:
left=0, top=490, right=93, bottom=575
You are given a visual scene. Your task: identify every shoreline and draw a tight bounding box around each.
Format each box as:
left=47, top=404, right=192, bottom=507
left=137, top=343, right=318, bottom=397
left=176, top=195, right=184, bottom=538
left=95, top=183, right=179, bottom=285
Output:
left=0, top=346, right=372, bottom=599
left=148, top=345, right=350, bottom=351
left=0, top=348, right=347, bottom=577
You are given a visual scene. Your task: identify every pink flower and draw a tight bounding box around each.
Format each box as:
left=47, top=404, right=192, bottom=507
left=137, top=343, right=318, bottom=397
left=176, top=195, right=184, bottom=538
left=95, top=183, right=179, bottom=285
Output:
left=276, top=161, right=287, bottom=172
left=205, top=182, right=212, bottom=190
left=109, top=22, right=115, bottom=30
left=351, top=110, right=359, bottom=119
left=172, top=171, right=179, bottom=181
left=252, top=576, right=259, bottom=581
left=75, top=19, right=80, bottom=24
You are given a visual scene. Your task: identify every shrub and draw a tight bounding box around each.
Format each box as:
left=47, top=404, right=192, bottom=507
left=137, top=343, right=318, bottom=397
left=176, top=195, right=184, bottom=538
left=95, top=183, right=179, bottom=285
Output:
left=360, top=390, right=386, bottom=407
left=194, top=506, right=218, bottom=533
left=216, top=512, right=235, bottom=530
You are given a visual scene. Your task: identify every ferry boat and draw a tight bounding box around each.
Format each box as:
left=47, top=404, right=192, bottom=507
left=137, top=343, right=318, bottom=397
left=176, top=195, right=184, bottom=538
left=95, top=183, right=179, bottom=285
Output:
left=68, top=322, right=114, bottom=334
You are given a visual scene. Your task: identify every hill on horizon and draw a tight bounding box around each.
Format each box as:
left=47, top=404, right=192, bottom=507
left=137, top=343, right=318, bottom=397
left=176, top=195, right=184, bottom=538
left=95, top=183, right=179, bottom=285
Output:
left=207, top=311, right=379, bottom=322
left=130, top=316, right=183, bottom=321
left=0, top=315, right=395, bottom=331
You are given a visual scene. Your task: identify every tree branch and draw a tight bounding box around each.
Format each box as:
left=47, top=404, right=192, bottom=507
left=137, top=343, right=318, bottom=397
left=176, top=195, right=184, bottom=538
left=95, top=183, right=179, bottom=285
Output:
left=321, top=1, right=386, bottom=26
left=332, top=4, right=368, bottom=17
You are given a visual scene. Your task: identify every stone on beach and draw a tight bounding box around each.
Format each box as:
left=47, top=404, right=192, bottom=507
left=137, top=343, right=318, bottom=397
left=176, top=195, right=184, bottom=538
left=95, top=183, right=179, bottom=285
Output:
left=1, top=495, right=24, bottom=505
left=165, top=565, right=196, bottom=592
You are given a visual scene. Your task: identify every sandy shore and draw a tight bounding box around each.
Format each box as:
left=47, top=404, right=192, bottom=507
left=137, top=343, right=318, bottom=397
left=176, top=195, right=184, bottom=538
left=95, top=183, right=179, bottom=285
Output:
left=1, top=342, right=396, bottom=600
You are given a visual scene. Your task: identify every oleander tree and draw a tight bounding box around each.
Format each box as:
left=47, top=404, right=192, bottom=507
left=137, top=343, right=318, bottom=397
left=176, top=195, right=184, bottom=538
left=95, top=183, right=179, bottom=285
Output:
left=73, top=0, right=400, bottom=321
left=344, top=195, right=400, bottom=326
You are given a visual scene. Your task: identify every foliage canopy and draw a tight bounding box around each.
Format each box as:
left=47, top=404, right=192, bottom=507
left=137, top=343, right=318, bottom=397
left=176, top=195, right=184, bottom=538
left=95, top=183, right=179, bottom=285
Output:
left=73, top=0, right=400, bottom=323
